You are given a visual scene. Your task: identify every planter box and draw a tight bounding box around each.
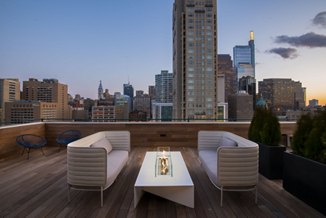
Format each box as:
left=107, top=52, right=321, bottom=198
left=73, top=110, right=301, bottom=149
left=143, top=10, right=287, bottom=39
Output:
left=283, top=152, right=326, bottom=215
left=259, top=143, right=286, bottom=179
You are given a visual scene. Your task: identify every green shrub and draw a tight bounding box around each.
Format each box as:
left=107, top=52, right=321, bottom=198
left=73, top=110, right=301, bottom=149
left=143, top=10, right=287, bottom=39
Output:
left=248, top=108, right=281, bottom=146
left=292, top=113, right=313, bottom=156
left=292, top=111, right=326, bottom=164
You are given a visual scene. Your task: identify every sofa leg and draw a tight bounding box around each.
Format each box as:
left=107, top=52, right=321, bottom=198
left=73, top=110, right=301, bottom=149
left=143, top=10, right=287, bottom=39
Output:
left=101, top=187, right=103, bottom=207
left=220, top=187, right=223, bottom=207
left=67, top=184, right=71, bottom=202
left=255, top=186, right=258, bottom=204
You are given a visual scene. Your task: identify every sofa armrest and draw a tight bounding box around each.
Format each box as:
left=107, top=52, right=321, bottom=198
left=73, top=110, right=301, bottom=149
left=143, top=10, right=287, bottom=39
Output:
left=217, top=146, right=258, bottom=187
left=67, top=147, right=107, bottom=187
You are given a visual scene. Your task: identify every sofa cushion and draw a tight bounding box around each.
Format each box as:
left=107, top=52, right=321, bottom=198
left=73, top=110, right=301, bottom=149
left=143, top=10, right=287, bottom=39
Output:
left=199, top=149, right=218, bottom=186
left=91, top=137, right=113, bottom=153
left=219, top=137, right=237, bottom=147
left=106, top=150, right=129, bottom=187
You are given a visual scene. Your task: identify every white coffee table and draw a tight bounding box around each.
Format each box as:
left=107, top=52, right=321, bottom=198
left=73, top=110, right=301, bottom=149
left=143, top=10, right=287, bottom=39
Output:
left=134, top=151, right=194, bottom=208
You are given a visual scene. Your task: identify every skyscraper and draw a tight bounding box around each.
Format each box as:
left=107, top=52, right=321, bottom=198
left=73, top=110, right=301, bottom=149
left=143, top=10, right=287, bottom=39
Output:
left=233, top=31, right=256, bottom=106
left=155, top=70, right=173, bottom=103
left=173, top=0, right=218, bottom=120
left=123, top=83, right=134, bottom=112
left=153, top=70, right=173, bottom=121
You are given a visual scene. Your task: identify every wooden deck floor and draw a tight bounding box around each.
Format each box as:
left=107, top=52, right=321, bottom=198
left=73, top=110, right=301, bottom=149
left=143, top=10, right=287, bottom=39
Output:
left=0, top=146, right=324, bottom=218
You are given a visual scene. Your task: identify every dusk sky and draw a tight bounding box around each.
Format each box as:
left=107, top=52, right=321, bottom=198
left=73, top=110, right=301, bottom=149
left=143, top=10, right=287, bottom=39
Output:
left=1, top=0, right=326, bottom=105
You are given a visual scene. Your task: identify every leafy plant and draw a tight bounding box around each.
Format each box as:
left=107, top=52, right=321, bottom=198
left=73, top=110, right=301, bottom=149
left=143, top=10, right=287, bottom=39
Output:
left=248, top=108, right=281, bottom=146
left=292, top=111, right=326, bottom=164
left=292, top=113, right=313, bottom=156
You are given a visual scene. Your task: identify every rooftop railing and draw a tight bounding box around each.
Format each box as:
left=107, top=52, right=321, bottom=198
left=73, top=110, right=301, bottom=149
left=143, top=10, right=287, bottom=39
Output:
left=0, top=120, right=296, bottom=158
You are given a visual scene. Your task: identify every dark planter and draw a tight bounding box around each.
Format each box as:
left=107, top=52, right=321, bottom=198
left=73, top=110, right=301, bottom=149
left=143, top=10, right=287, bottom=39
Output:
left=258, top=143, right=286, bottom=179
left=283, top=152, right=326, bottom=215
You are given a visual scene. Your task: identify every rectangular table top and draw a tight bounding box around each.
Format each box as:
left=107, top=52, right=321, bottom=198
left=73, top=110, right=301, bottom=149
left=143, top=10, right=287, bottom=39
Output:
left=134, top=151, right=193, bottom=187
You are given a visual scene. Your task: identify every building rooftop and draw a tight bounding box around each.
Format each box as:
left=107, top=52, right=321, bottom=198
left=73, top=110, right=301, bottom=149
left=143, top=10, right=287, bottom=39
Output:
left=0, top=141, right=323, bottom=217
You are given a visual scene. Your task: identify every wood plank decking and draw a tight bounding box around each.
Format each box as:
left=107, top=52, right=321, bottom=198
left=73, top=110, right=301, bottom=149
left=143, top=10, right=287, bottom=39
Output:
left=0, top=146, right=323, bottom=218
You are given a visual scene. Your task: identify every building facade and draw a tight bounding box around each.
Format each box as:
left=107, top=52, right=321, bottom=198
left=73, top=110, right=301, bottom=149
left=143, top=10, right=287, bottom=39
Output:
left=115, top=93, right=130, bottom=121
left=217, top=54, right=236, bottom=103
left=91, top=105, right=115, bottom=122
left=0, top=78, right=20, bottom=124
left=258, top=78, right=306, bottom=116
left=148, top=85, right=156, bottom=101
left=228, top=92, right=254, bottom=121
left=173, top=0, right=218, bottom=120
left=133, top=90, right=151, bottom=119
left=5, top=100, right=57, bottom=124
left=22, top=78, right=70, bottom=120
left=152, top=102, right=173, bottom=121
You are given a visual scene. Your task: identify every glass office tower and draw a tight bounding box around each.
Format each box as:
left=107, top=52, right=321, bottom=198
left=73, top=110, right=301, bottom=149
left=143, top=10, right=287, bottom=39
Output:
left=123, top=83, right=134, bottom=112
left=233, top=31, right=256, bottom=106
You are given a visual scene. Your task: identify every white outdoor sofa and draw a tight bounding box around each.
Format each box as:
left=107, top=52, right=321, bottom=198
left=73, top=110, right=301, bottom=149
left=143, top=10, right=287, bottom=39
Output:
left=67, top=131, right=130, bottom=207
left=198, top=131, right=259, bottom=206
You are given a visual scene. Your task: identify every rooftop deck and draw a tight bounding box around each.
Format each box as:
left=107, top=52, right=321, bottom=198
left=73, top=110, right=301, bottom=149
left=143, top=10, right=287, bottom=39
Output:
left=0, top=146, right=323, bottom=218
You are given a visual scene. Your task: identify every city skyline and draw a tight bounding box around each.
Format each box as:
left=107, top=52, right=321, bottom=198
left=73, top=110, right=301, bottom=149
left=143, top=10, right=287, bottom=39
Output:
left=1, top=0, right=326, bottom=104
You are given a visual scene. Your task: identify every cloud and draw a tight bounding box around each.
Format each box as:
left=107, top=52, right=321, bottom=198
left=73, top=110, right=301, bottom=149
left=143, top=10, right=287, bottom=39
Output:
left=267, top=47, right=298, bottom=59
left=275, top=32, right=326, bottom=48
left=313, top=11, right=326, bottom=28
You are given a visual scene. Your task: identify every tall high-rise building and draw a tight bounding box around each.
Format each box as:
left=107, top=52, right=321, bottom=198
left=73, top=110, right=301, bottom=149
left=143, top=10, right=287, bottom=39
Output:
left=123, top=83, right=134, bottom=112
left=258, top=78, right=306, bottom=116
left=173, top=0, right=218, bottom=120
left=233, top=31, right=256, bottom=106
left=155, top=70, right=173, bottom=103
left=0, top=78, right=20, bottom=124
left=22, top=78, right=70, bottom=120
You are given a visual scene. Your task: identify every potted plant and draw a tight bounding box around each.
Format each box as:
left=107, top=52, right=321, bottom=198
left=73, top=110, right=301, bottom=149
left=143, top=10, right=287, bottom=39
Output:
left=283, top=112, right=326, bottom=215
left=248, top=107, right=285, bottom=179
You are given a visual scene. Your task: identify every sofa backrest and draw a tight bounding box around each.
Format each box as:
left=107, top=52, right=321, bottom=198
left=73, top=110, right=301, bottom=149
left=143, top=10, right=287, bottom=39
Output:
left=198, top=131, right=225, bottom=150
left=68, top=131, right=130, bottom=152
left=103, top=131, right=130, bottom=152
left=198, top=131, right=257, bottom=150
